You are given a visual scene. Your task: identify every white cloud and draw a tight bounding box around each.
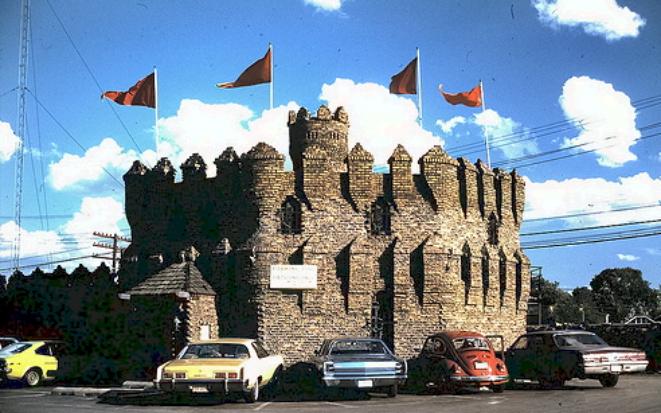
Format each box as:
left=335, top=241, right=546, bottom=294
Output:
left=525, top=172, right=661, bottom=225
left=617, top=253, right=639, bottom=262
left=472, top=109, right=539, bottom=159
left=0, top=221, right=66, bottom=259
left=48, top=137, right=137, bottom=190
left=304, top=0, right=342, bottom=12
left=0, top=121, right=21, bottom=163
left=436, top=116, right=466, bottom=134
left=155, top=99, right=299, bottom=176
left=0, top=197, right=125, bottom=271
left=320, top=78, right=442, bottom=168
left=560, top=76, right=639, bottom=167
left=533, top=0, right=645, bottom=41
left=645, top=248, right=661, bottom=256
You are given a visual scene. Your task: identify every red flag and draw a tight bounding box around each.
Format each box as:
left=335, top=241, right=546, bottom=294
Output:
left=389, top=58, right=417, bottom=94
left=440, top=84, right=482, bottom=107
left=102, top=72, right=155, bottom=108
left=217, top=48, right=271, bottom=89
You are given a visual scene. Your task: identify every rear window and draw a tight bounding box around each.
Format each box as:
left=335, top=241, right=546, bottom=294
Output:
left=0, top=343, right=31, bottom=355
left=330, top=340, right=387, bottom=355
left=453, top=337, right=490, bottom=351
left=554, top=334, right=607, bottom=348
left=180, top=343, right=250, bottom=359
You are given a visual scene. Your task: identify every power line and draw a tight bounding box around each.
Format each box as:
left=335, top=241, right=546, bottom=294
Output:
left=26, top=89, right=124, bottom=189
left=0, top=252, right=112, bottom=273
left=522, top=230, right=661, bottom=250
left=524, top=203, right=661, bottom=223
left=503, top=130, right=661, bottom=170
left=523, top=225, right=661, bottom=246
left=44, top=0, right=150, bottom=165
left=0, top=246, right=94, bottom=264
left=521, top=218, right=661, bottom=237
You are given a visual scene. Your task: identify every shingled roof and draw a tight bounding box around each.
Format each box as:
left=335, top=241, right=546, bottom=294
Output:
left=124, top=261, right=216, bottom=297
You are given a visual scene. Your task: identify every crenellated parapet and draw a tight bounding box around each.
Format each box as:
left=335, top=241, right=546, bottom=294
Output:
left=511, top=170, right=526, bottom=226
left=494, top=168, right=513, bottom=223
left=301, top=144, right=334, bottom=203
left=458, top=157, right=479, bottom=218
left=347, top=143, right=375, bottom=209
left=476, top=159, right=495, bottom=219
left=418, top=146, right=460, bottom=213
left=388, top=145, right=413, bottom=202
left=288, top=105, right=349, bottom=173
left=181, top=153, right=207, bottom=182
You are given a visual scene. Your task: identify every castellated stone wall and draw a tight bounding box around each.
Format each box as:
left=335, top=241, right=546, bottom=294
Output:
left=121, top=105, right=530, bottom=364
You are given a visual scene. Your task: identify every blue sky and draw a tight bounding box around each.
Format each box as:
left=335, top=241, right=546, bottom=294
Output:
left=0, top=0, right=659, bottom=289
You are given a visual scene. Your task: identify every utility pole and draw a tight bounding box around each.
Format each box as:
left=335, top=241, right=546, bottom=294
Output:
left=93, top=232, right=131, bottom=275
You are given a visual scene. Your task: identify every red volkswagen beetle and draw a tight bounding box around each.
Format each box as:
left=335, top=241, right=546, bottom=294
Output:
left=408, top=331, right=509, bottom=393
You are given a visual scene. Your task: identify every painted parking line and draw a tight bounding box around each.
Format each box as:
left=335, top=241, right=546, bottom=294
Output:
left=254, top=401, right=272, bottom=411
left=324, top=401, right=358, bottom=409
left=0, top=393, right=47, bottom=399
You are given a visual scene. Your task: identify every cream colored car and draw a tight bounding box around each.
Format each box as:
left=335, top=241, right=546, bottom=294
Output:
left=155, top=338, right=283, bottom=403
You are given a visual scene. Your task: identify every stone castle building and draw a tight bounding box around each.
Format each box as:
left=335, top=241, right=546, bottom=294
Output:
left=120, top=105, right=530, bottom=363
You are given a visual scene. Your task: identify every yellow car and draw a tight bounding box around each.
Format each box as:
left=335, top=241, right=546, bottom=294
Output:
left=0, top=341, right=63, bottom=387
left=155, top=338, right=284, bottom=403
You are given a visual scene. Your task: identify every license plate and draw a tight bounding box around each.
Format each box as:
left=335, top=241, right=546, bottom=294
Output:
left=357, top=380, right=373, bottom=388
left=191, top=386, right=209, bottom=393
left=611, top=365, right=622, bottom=372
left=474, top=361, right=489, bottom=370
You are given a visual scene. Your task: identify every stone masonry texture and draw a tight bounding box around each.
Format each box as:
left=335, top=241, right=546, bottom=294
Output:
left=120, top=105, right=531, bottom=364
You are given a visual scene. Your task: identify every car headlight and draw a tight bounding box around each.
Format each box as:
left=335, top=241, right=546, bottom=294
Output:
left=163, top=372, right=173, bottom=379
left=175, top=372, right=186, bottom=379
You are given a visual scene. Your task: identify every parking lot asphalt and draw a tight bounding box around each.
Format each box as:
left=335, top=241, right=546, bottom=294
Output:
left=1, top=375, right=660, bottom=413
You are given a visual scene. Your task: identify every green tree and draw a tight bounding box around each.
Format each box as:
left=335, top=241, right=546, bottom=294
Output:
left=590, top=267, right=659, bottom=323
left=571, top=286, right=604, bottom=324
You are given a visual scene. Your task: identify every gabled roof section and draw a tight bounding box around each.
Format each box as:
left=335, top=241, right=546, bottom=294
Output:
left=124, top=261, right=215, bottom=297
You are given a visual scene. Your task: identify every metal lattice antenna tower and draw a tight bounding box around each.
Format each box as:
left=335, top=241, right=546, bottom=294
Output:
left=13, top=0, right=30, bottom=272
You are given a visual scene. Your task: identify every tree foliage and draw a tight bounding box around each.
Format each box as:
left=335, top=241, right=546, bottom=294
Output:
left=590, top=268, right=659, bottom=323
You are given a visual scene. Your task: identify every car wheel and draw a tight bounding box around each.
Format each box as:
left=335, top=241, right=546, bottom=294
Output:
left=599, top=374, right=619, bottom=388
left=492, top=384, right=505, bottom=393
left=244, top=381, right=259, bottom=403
left=387, top=384, right=398, bottom=398
left=24, top=369, right=42, bottom=387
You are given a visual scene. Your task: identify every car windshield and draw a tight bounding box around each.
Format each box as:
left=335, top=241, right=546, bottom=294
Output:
left=330, top=340, right=387, bottom=355
left=555, top=334, right=607, bottom=348
left=453, top=337, right=490, bottom=351
left=0, top=343, right=31, bottom=355
left=180, top=343, right=250, bottom=359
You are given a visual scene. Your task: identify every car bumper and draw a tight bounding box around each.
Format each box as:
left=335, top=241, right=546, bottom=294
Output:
left=449, top=374, right=509, bottom=385
left=155, top=378, right=248, bottom=394
left=583, top=361, right=648, bottom=375
left=322, top=375, right=407, bottom=388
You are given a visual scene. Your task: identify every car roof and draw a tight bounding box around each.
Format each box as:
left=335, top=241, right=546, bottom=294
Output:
left=525, top=330, right=594, bottom=336
left=188, top=338, right=254, bottom=345
left=431, top=331, right=486, bottom=339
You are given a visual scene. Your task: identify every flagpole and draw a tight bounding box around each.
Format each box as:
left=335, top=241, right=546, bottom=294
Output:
left=154, top=66, right=159, bottom=142
left=269, top=43, right=273, bottom=110
left=416, top=47, right=422, bottom=126
left=480, top=79, right=491, bottom=168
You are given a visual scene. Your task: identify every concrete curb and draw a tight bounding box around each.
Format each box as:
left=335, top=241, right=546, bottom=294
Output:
left=51, top=387, right=116, bottom=396
left=121, top=381, right=154, bottom=389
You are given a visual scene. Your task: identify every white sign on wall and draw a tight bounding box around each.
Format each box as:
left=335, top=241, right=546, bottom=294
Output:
left=270, top=265, right=318, bottom=289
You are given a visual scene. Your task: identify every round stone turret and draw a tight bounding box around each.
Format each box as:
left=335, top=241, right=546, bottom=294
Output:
left=288, top=105, right=349, bottom=173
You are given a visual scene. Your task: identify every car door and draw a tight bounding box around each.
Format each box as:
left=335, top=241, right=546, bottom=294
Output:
left=252, top=342, right=280, bottom=384
left=34, top=343, right=58, bottom=379
left=506, top=335, right=542, bottom=379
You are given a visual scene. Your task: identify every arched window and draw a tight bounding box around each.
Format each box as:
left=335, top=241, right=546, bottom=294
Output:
left=515, top=253, right=523, bottom=309
left=280, top=197, right=302, bottom=234
left=488, top=212, right=499, bottom=245
left=499, top=250, right=507, bottom=307
left=481, top=248, right=490, bottom=306
left=461, top=244, right=471, bottom=305
left=370, top=197, right=391, bottom=235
